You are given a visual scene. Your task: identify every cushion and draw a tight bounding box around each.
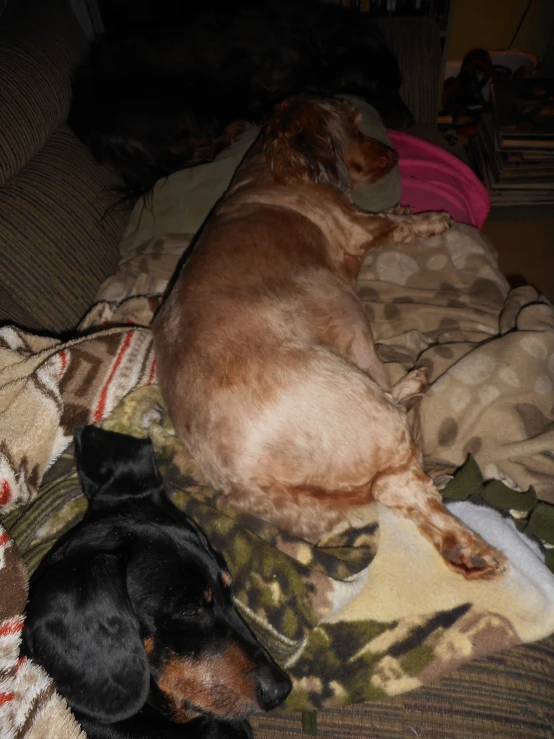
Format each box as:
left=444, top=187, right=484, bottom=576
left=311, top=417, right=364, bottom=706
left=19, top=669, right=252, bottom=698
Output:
left=0, top=0, right=87, bottom=187
left=0, top=125, right=131, bottom=332
left=389, top=130, right=490, bottom=228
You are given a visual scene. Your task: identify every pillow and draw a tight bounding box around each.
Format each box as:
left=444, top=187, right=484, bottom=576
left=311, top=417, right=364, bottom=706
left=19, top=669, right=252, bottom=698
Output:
left=119, top=97, right=401, bottom=257
left=339, top=94, right=402, bottom=212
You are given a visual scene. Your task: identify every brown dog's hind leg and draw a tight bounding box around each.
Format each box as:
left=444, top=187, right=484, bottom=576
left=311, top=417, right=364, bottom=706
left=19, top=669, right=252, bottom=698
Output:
left=390, top=367, right=429, bottom=406
left=372, top=460, right=507, bottom=580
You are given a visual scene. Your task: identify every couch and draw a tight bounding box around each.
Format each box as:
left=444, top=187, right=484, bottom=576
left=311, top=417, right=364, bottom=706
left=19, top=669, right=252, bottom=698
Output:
left=1, top=1, right=553, bottom=738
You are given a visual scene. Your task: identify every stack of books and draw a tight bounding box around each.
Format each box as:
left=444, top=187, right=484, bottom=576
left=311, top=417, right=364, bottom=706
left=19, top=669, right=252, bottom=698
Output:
left=469, top=78, right=554, bottom=205
left=343, top=0, right=450, bottom=22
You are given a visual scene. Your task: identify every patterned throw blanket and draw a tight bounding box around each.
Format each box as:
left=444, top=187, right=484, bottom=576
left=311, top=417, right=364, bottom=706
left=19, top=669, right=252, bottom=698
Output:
left=1, top=225, right=554, bottom=738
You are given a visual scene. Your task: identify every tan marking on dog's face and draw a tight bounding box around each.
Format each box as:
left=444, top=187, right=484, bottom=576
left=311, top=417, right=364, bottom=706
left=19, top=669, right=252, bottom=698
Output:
left=157, top=643, right=258, bottom=720
left=143, top=636, right=155, bottom=655
left=221, top=571, right=232, bottom=588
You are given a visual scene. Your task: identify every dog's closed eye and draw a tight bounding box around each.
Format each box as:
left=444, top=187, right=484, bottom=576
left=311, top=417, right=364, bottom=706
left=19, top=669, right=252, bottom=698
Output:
left=179, top=607, right=200, bottom=617
left=178, top=604, right=210, bottom=618
left=174, top=593, right=214, bottom=620
left=23, top=427, right=292, bottom=737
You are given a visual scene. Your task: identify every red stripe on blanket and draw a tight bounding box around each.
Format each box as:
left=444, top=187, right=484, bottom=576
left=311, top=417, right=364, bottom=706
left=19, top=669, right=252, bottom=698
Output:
left=0, top=531, right=10, bottom=547
left=0, top=693, right=15, bottom=706
left=93, top=330, right=135, bottom=423
left=0, top=480, right=11, bottom=506
left=0, top=619, right=23, bottom=637
left=58, top=349, right=68, bottom=379
left=147, top=357, right=157, bottom=386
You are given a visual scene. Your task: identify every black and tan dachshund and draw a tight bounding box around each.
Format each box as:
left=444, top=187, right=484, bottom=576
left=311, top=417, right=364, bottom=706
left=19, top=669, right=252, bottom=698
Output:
left=22, top=426, right=291, bottom=739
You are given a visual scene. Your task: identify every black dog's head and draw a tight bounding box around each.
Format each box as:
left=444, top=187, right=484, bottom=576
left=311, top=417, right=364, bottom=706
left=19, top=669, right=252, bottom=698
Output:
left=22, top=426, right=291, bottom=729
left=69, top=0, right=413, bottom=198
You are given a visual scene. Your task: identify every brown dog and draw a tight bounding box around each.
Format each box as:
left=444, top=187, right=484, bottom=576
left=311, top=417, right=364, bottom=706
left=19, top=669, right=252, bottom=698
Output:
left=153, top=96, right=506, bottom=580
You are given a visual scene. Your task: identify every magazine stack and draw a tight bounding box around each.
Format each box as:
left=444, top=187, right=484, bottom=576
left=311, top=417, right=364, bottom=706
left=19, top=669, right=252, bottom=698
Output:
left=469, top=78, right=554, bottom=205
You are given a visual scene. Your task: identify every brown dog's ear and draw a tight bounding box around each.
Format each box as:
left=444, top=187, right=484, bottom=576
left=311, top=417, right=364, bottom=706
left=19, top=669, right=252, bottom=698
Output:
left=263, top=96, right=354, bottom=191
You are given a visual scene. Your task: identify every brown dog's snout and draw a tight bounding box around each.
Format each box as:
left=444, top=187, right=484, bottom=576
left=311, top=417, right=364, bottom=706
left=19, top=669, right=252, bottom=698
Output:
left=375, top=145, right=399, bottom=176
left=254, top=661, right=292, bottom=711
left=347, top=136, right=399, bottom=186
left=373, top=142, right=399, bottom=171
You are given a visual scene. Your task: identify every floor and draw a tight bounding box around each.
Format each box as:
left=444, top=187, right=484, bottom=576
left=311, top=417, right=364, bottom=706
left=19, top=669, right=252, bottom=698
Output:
left=482, top=205, right=554, bottom=302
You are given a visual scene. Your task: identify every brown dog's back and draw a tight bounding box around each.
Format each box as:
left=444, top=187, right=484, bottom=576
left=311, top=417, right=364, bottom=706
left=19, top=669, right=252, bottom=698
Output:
left=154, top=97, right=506, bottom=579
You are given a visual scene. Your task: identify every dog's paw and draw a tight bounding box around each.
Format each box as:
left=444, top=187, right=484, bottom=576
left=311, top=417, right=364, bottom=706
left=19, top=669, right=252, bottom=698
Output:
left=391, top=366, right=429, bottom=405
left=442, top=539, right=507, bottom=580
left=386, top=204, right=413, bottom=215
left=426, top=212, right=453, bottom=235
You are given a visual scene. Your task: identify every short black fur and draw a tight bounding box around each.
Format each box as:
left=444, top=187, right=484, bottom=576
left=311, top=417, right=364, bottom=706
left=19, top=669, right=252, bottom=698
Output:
left=22, top=426, right=291, bottom=739
left=69, top=0, right=413, bottom=197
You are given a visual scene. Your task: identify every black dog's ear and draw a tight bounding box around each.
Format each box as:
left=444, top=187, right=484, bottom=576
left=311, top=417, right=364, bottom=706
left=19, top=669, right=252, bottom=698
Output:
left=181, top=509, right=231, bottom=575
left=74, top=426, right=164, bottom=507
left=23, top=552, right=150, bottom=723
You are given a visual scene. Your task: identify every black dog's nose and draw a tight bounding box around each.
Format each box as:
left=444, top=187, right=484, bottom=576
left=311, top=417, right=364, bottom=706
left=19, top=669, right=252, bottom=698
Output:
left=255, top=663, right=292, bottom=711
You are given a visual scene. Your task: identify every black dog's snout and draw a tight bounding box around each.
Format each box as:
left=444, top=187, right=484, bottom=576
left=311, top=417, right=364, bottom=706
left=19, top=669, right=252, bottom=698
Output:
left=255, top=663, right=292, bottom=711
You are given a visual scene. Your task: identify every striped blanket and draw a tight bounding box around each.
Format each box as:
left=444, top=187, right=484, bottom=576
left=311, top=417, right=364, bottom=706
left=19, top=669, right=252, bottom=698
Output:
left=0, top=297, right=156, bottom=738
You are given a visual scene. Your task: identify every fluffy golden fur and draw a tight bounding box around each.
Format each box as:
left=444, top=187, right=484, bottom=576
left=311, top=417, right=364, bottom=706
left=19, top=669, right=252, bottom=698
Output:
left=153, top=96, right=506, bottom=580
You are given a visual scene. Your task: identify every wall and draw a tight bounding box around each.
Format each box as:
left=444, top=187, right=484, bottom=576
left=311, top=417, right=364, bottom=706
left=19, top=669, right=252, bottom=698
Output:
left=446, top=0, right=554, bottom=62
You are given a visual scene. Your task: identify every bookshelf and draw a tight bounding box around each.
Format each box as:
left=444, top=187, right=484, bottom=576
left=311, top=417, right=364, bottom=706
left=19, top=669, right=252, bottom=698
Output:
left=340, top=1, right=451, bottom=33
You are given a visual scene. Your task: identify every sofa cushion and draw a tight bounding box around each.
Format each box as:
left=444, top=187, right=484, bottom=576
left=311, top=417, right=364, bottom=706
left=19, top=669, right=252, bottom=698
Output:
left=0, top=0, right=87, bottom=187
left=0, top=124, right=131, bottom=333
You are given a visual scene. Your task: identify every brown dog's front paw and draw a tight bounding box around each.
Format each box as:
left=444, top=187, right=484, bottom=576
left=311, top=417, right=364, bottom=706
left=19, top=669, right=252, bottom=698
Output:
left=426, top=212, right=453, bottom=235
left=442, top=539, right=507, bottom=580
left=407, top=211, right=453, bottom=240
left=386, top=204, right=413, bottom=216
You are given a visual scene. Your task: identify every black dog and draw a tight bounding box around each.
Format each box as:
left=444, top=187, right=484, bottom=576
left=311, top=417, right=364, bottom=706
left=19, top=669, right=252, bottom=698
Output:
left=22, top=426, right=291, bottom=739
left=69, top=0, right=412, bottom=197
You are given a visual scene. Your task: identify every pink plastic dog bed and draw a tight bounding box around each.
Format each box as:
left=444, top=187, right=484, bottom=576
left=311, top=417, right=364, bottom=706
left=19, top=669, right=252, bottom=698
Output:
left=387, top=130, right=490, bottom=229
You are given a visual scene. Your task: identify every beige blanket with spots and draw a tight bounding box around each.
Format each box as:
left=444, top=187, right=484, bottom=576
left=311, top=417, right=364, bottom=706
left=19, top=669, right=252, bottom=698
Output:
left=356, top=224, right=554, bottom=505
left=97, top=223, right=554, bottom=506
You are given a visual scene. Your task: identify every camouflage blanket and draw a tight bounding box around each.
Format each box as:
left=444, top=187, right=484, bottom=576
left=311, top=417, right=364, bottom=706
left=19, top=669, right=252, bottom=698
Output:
left=5, top=386, right=554, bottom=718
left=2, top=224, right=554, bottom=734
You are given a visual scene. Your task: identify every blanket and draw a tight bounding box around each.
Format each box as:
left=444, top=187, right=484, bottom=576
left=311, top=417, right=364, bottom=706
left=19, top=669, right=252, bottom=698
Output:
left=1, top=225, right=554, bottom=736
left=0, top=299, right=156, bottom=739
